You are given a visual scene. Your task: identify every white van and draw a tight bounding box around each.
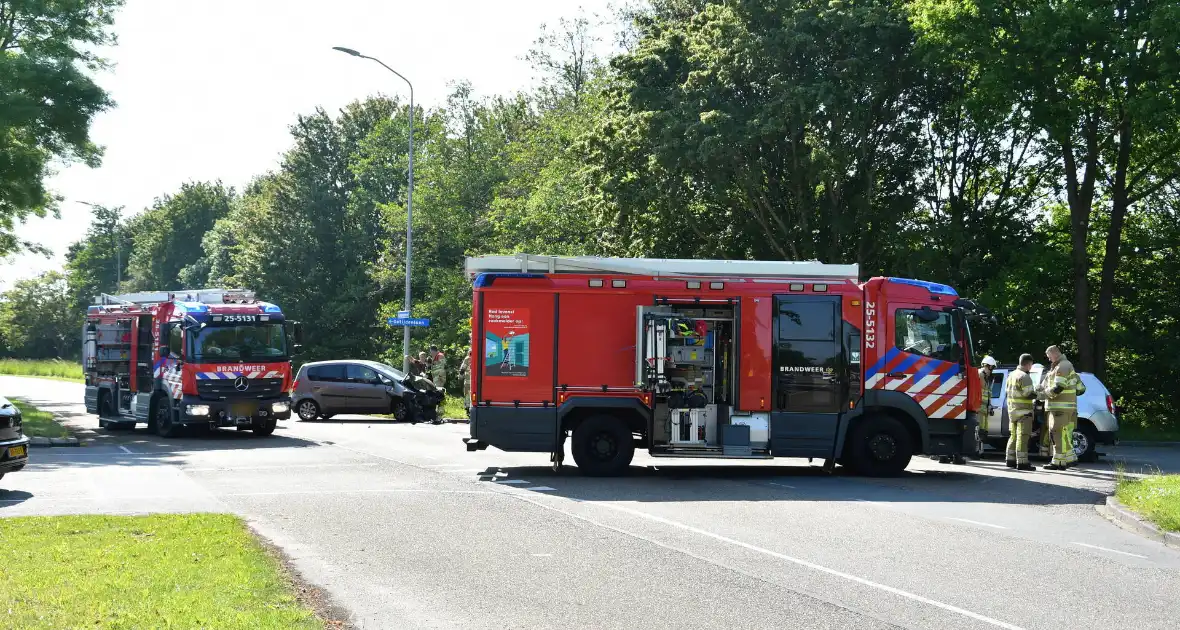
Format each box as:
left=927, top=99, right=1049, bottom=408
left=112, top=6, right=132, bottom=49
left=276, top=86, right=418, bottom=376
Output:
left=980, top=364, right=1119, bottom=462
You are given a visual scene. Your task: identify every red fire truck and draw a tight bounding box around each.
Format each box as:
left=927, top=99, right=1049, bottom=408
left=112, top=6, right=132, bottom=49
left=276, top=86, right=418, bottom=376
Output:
left=82, top=289, right=303, bottom=437
left=462, top=255, right=989, bottom=476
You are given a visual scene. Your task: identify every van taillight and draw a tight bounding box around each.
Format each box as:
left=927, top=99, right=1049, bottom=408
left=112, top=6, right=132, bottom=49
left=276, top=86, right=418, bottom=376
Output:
left=1106, top=394, right=1115, bottom=415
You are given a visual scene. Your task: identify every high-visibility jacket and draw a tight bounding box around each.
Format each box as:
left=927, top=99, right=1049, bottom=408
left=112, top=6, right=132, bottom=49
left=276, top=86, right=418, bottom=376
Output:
left=1044, top=358, right=1086, bottom=411
left=975, top=367, right=993, bottom=413
left=1006, top=368, right=1036, bottom=418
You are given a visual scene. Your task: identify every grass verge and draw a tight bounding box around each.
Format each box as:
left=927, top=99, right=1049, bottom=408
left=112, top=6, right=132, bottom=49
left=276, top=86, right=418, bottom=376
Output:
left=10, top=399, right=69, bottom=438
left=0, top=358, right=83, bottom=382
left=0, top=513, right=323, bottom=629
left=440, top=395, right=468, bottom=420
left=1118, top=423, right=1180, bottom=443
left=1116, top=472, right=1180, bottom=532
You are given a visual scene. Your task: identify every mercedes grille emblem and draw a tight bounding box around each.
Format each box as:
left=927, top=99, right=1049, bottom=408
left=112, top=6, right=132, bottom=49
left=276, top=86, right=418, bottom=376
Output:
left=234, top=376, right=249, bottom=392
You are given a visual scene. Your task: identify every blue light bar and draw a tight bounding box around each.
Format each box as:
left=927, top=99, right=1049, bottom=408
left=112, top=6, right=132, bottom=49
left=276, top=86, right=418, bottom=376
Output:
left=473, top=273, right=544, bottom=288
left=260, top=302, right=282, bottom=314
left=888, top=278, right=958, bottom=297
left=174, top=301, right=209, bottom=313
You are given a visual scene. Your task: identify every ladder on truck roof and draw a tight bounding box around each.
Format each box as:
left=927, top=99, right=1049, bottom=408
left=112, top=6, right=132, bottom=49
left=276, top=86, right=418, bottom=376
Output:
left=92, top=288, right=256, bottom=307
left=465, top=254, right=859, bottom=280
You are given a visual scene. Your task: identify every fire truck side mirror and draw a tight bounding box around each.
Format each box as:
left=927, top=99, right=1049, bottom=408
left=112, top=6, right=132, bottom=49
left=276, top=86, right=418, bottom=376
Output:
left=292, top=321, right=305, bottom=345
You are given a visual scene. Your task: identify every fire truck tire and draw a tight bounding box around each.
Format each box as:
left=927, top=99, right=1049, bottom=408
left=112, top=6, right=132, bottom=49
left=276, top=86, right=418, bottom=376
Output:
left=99, top=392, right=133, bottom=431
left=846, top=415, right=913, bottom=477
left=154, top=396, right=180, bottom=439
left=571, top=414, right=635, bottom=477
left=252, top=418, right=277, bottom=436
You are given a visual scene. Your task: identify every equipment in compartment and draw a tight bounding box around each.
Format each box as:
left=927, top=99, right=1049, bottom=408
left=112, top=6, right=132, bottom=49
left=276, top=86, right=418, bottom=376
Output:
left=670, top=405, right=718, bottom=445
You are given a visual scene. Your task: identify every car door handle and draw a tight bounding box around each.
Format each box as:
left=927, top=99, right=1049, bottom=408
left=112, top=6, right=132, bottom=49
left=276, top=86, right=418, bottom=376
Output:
left=886, top=372, right=908, bottom=379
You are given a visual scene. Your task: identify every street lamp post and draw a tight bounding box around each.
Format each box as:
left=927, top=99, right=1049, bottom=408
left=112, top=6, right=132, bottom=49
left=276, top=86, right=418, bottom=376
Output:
left=333, top=46, right=415, bottom=373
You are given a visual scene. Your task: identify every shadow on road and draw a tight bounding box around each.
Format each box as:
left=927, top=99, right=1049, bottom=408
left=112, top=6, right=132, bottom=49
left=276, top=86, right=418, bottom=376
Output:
left=471, top=460, right=1112, bottom=509
left=0, top=489, right=33, bottom=507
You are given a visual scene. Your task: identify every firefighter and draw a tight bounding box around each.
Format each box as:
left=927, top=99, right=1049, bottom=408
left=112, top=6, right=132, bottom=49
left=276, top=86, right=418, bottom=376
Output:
left=1038, top=345, right=1082, bottom=470
left=1005, top=354, right=1037, bottom=471
left=459, top=348, right=472, bottom=415
left=977, top=356, right=998, bottom=435
left=429, top=345, right=447, bottom=389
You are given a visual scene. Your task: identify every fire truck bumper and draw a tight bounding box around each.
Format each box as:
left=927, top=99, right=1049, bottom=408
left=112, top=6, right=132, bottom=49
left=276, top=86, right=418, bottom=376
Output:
left=180, top=396, right=293, bottom=427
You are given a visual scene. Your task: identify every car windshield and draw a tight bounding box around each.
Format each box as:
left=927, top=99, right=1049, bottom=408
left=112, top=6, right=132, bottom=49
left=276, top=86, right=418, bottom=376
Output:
left=370, top=362, right=406, bottom=381
left=190, top=323, right=287, bottom=361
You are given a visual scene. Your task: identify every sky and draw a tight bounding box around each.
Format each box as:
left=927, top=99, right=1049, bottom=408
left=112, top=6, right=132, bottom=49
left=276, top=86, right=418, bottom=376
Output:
left=0, top=0, right=619, bottom=289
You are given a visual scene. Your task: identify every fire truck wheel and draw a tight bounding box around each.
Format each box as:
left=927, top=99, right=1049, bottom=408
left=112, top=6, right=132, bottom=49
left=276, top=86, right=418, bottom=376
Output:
left=847, top=415, right=913, bottom=477
left=154, top=397, right=180, bottom=439
left=571, top=415, right=635, bottom=477
left=252, top=418, right=277, bottom=436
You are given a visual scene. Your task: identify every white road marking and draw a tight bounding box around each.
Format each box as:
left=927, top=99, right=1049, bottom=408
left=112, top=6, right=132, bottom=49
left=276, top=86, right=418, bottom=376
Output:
left=118, top=445, right=133, bottom=454
left=506, top=493, right=1027, bottom=630
left=529, top=486, right=556, bottom=491
left=187, top=463, right=379, bottom=472
left=495, top=479, right=529, bottom=485
left=1072, top=542, right=1148, bottom=559
left=223, top=488, right=493, bottom=497
left=947, top=517, right=1009, bottom=530
left=768, top=482, right=796, bottom=489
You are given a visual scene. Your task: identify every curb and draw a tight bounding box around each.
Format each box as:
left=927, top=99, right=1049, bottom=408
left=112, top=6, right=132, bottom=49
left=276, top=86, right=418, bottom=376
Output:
left=1099, top=496, right=1180, bottom=550
left=29, top=436, right=80, bottom=447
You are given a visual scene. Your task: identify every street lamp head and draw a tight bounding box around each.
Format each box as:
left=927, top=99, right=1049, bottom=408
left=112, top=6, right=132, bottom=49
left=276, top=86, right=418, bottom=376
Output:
left=332, top=46, right=362, bottom=57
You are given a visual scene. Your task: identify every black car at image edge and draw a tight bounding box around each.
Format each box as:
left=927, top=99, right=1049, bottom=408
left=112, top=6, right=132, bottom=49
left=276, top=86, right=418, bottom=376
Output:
left=0, top=395, right=30, bottom=483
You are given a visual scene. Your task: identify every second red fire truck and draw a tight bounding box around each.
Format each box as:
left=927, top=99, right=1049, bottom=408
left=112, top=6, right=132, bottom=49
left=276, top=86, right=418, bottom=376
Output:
left=463, top=254, right=990, bottom=476
left=83, top=289, right=303, bottom=437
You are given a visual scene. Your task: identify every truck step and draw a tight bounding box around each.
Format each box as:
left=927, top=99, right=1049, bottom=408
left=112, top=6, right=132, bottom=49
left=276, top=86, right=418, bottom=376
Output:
left=650, top=450, right=773, bottom=460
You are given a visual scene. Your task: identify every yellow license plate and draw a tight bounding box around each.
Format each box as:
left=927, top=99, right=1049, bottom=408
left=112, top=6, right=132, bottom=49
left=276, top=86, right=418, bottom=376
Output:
left=8, top=445, right=26, bottom=458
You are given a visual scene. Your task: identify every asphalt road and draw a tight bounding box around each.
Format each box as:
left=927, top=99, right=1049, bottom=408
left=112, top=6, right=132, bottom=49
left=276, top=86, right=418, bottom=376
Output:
left=3, top=374, right=1179, bottom=630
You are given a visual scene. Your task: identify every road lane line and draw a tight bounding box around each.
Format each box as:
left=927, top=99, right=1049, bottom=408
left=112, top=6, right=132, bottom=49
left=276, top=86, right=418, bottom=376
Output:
left=1072, top=542, right=1148, bottom=559
left=495, top=479, right=529, bottom=485
left=947, top=517, right=1009, bottom=530
left=223, top=489, right=493, bottom=497
left=529, top=486, right=556, bottom=491
left=118, top=445, right=133, bottom=454
left=507, top=492, right=1026, bottom=630
left=186, top=463, right=379, bottom=472
left=768, top=482, right=796, bottom=489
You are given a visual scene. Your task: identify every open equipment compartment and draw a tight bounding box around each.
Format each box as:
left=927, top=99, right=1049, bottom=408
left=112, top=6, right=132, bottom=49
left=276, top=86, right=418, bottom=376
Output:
left=638, top=300, right=748, bottom=457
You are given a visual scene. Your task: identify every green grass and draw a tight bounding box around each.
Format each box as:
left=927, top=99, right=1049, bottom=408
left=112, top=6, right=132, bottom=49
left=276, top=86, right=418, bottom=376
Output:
left=440, top=394, right=468, bottom=420
left=10, top=399, right=69, bottom=438
left=0, top=358, right=83, bottom=382
left=0, top=513, right=322, bottom=630
left=1117, top=473, right=1180, bottom=532
left=1118, top=423, right=1180, bottom=443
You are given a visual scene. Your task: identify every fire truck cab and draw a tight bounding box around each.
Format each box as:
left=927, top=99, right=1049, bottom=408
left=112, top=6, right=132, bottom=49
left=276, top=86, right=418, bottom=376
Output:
left=463, top=254, right=987, bottom=477
left=82, top=289, right=303, bottom=437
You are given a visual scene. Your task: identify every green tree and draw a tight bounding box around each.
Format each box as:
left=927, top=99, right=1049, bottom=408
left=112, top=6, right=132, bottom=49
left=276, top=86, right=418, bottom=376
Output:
left=589, top=0, right=926, bottom=268
left=911, top=0, right=1180, bottom=377
left=0, top=0, right=123, bottom=256
left=0, top=271, right=79, bottom=358
left=63, top=203, right=133, bottom=312
left=123, top=181, right=234, bottom=290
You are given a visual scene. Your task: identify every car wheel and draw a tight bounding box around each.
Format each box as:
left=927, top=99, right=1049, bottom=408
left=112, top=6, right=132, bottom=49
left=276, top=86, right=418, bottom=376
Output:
left=296, top=399, right=320, bottom=422
left=99, top=392, right=133, bottom=431
left=571, top=415, right=635, bottom=477
left=390, top=399, right=408, bottom=422
left=847, top=415, right=914, bottom=477
left=1074, top=422, right=1099, bottom=463
left=154, top=397, right=180, bottom=438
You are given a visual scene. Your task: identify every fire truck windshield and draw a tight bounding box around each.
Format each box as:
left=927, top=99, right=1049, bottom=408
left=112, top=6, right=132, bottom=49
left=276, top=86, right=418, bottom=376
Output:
left=190, top=322, right=287, bottom=362
left=894, top=308, right=961, bottom=363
